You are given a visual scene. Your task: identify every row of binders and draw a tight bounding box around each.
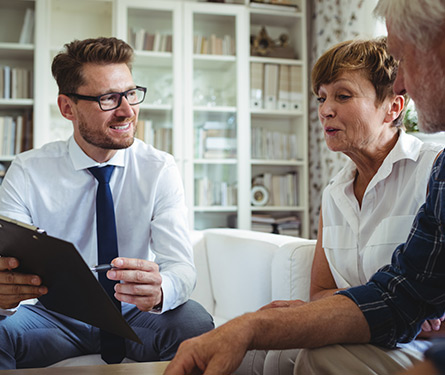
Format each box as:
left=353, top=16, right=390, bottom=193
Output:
left=135, top=120, right=172, bottom=154
left=0, top=66, right=33, bottom=100
left=251, top=127, right=298, bottom=161
left=194, top=34, right=236, bottom=56
left=251, top=63, right=303, bottom=111
left=128, top=29, right=173, bottom=53
left=0, top=114, right=33, bottom=157
left=195, top=177, right=238, bottom=207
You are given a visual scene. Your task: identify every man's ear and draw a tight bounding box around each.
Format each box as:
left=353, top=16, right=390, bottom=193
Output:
left=57, top=95, right=76, bottom=121
left=384, top=95, right=404, bottom=124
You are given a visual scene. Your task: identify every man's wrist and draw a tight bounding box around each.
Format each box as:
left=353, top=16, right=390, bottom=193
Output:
left=150, top=290, right=164, bottom=313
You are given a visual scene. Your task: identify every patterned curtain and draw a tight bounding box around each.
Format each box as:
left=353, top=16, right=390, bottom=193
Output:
left=307, top=0, right=380, bottom=238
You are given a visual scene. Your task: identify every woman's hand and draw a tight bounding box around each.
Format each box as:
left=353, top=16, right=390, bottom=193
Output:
left=258, top=299, right=306, bottom=311
left=421, top=315, right=445, bottom=333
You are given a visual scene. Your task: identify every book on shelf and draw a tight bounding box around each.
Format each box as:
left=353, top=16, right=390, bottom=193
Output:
left=0, top=69, right=3, bottom=98
left=153, top=32, right=162, bottom=52
left=290, top=65, right=303, bottom=111
left=19, top=8, right=35, bottom=44
left=3, top=66, right=11, bottom=99
left=249, top=1, right=299, bottom=12
left=278, top=65, right=290, bottom=110
left=264, top=64, right=279, bottom=110
left=135, top=120, right=154, bottom=144
left=250, top=62, right=264, bottom=109
left=0, top=114, right=31, bottom=156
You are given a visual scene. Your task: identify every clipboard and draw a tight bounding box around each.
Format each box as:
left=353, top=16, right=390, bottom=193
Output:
left=0, top=215, right=141, bottom=344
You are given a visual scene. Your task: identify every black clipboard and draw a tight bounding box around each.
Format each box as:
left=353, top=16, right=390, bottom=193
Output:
left=0, top=215, right=141, bottom=344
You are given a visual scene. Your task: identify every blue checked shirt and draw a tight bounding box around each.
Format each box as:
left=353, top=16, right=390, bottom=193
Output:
left=340, top=149, right=445, bottom=348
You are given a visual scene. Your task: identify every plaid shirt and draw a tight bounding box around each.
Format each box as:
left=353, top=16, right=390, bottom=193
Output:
left=339, top=150, right=445, bottom=348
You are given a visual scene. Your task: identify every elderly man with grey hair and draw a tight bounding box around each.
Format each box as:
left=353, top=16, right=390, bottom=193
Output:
left=164, top=0, right=445, bottom=374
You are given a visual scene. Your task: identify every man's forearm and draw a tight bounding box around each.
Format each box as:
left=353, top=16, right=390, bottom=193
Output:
left=244, top=294, right=370, bottom=350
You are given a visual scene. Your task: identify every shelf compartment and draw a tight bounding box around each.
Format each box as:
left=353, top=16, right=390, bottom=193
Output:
left=0, top=99, right=33, bottom=108
left=0, top=43, right=34, bottom=59
left=250, top=159, right=304, bottom=166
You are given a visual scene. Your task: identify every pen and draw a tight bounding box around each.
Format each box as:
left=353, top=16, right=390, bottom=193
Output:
left=90, top=264, right=116, bottom=273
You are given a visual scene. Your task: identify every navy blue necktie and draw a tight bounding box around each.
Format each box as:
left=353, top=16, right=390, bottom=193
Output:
left=89, top=165, right=126, bottom=364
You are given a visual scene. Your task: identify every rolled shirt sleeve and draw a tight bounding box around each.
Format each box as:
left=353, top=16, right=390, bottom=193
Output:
left=149, top=159, right=195, bottom=312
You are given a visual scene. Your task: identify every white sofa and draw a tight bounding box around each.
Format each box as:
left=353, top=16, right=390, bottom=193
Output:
left=50, top=228, right=316, bottom=367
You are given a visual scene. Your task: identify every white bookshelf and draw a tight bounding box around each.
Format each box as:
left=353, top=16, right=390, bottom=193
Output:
left=0, top=0, right=36, bottom=160
left=3, top=0, right=309, bottom=237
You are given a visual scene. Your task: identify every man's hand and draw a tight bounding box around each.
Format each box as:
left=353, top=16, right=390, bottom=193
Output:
left=0, top=257, right=47, bottom=309
left=107, top=257, right=163, bottom=312
left=164, top=317, right=253, bottom=375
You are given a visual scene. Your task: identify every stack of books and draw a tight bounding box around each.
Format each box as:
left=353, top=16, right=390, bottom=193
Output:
left=196, top=121, right=236, bottom=159
left=251, top=214, right=301, bottom=237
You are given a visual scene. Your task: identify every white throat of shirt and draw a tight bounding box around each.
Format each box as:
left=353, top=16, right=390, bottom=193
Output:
left=68, top=136, right=126, bottom=171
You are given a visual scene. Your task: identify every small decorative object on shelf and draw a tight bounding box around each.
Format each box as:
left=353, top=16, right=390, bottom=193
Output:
left=251, top=185, right=269, bottom=206
left=251, top=27, right=295, bottom=59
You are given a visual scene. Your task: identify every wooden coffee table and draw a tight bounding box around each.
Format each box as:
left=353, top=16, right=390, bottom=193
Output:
left=0, top=361, right=170, bottom=375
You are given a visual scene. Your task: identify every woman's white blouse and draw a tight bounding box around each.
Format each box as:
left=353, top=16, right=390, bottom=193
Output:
left=322, top=130, right=443, bottom=288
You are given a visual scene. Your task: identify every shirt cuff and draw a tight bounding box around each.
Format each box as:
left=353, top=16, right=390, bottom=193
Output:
left=150, top=274, right=175, bottom=314
left=337, top=283, right=399, bottom=348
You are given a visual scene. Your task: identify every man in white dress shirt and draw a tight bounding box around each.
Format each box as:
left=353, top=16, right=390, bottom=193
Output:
left=0, top=37, right=213, bottom=369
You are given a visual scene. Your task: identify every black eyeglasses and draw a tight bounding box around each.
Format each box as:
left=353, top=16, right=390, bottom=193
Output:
left=63, top=86, right=147, bottom=111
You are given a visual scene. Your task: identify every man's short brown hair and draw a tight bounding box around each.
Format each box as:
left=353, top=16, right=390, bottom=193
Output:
left=51, top=37, right=134, bottom=95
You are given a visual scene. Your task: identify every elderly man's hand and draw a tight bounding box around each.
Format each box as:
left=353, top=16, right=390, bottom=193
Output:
left=164, top=316, right=254, bottom=375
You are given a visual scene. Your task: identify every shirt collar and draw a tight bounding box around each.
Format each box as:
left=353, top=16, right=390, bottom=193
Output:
left=68, top=136, right=126, bottom=171
left=330, top=129, right=422, bottom=187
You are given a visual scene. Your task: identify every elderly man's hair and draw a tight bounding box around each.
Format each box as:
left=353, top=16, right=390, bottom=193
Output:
left=374, top=0, right=445, bottom=50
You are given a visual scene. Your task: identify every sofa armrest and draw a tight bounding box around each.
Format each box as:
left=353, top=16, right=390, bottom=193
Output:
left=190, top=230, right=214, bottom=316
left=272, top=239, right=317, bottom=302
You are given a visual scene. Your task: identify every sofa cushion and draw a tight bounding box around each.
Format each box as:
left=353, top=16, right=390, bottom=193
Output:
left=271, top=239, right=317, bottom=302
left=203, top=229, right=301, bottom=322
